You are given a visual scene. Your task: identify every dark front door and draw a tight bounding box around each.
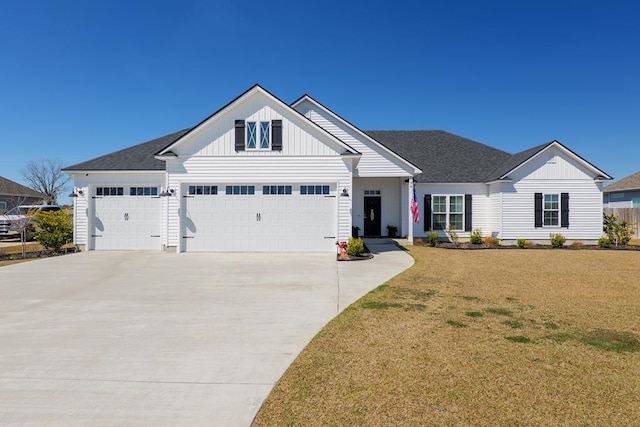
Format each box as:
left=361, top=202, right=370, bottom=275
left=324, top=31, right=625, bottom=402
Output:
left=364, top=196, right=381, bottom=237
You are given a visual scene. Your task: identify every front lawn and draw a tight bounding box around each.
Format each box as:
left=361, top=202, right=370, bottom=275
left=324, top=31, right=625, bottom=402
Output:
left=253, top=247, right=640, bottom=426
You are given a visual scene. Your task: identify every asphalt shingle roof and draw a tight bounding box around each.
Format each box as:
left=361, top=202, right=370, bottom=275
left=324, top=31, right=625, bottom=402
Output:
left=603, top=171, right=640, bottom=193
left=0, top=176, right=44, bottom=197
left=62, top=129, right=191, bottom=171
left=365, top=130, right=514, bottom=182
left=488, top=142, right=551, bottom=180
left=63, top=127, right=578, bottom=185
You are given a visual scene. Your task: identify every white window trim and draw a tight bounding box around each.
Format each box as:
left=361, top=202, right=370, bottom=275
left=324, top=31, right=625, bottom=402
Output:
left=432, top=194, right=465, bottom=231
left=246, top=121, right=271, bottom=150
left=543, top=193, right=560, bottom=227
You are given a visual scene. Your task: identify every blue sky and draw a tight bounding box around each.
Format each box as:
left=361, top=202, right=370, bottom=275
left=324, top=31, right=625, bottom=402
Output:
left=1, top=0, right=638, bottom=198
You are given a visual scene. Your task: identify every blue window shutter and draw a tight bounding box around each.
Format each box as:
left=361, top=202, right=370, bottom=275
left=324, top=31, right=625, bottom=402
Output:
left=424, top=194, right=432, bottom=232
left=561, top=193, right=569, bottom=227
left=271, top=120, right=282, bottom=151
left=465, top=194, right=472, bottom=232
left=235, top=120, right=245, bottom=151
left=534, top=193, right=543, bottom=228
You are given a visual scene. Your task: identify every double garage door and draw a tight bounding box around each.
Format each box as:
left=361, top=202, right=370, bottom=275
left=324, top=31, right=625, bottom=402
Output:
left=182, top=184, right=337, bottom=252
left=91, top=186, right=162, bottom=250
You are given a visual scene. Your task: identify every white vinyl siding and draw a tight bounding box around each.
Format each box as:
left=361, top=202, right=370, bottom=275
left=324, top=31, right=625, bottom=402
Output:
left=294, top=100, right=415, bottom=178
left=500, top=148, right=605, bottom=241
left=501, top=180, right=602, bottom=240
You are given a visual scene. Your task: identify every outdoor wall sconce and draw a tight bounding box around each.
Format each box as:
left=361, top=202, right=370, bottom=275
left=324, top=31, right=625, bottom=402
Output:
left=159, top=187, right=175, bottom=197
left=68, top=188, right=84, bottom=197
left=341, top=188, right=350, bottom=197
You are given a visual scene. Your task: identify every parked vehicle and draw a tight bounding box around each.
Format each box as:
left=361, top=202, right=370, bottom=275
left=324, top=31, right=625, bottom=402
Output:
left=0, top=205, right=61, bottom=240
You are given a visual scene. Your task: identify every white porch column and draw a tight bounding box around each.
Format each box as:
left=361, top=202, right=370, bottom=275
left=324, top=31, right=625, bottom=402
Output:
left=407, top=178, right=414, bottom=243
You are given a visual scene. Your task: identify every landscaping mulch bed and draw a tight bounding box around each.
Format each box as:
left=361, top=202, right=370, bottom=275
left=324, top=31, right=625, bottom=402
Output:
left=0, top=244, right=78, bottom=264
left=415, top=241, right=639, bottom=251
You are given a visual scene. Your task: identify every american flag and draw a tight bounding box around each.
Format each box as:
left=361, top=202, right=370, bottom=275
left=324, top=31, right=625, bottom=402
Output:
left=411, top=185, right=419, bottom=224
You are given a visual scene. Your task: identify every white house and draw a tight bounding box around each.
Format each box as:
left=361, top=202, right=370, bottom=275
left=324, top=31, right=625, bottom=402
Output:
left=63, top=84, right=612, bottom=252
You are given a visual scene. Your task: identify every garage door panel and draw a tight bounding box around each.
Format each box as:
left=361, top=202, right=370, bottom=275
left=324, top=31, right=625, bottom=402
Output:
left=93, top=193, right=161, bottom=251
left=183, top=184, right=336, bottom=252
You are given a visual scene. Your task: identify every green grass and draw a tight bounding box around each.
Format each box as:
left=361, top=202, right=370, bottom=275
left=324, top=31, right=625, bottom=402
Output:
left=360, top=301, right=403, bottom=309
left=464, top=311, right=484, bottom=318
left=502, top=320, right=523, bottom=329
left=446, top=320, right=467, bottom=328
left=505, top=335, right=532, bottom=343
left=485, top=307, right=513, bottom=316
left=579, top=329, right=640, bottom=353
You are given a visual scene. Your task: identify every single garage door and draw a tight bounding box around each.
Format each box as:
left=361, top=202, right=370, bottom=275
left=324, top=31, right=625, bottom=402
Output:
left=92, top=186, right=162, bottom=250
left=182, top=184, right=336, bottom=252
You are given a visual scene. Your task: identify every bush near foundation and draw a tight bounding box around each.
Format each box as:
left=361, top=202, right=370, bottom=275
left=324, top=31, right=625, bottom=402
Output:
left=32, top=210, right=73, bottom=253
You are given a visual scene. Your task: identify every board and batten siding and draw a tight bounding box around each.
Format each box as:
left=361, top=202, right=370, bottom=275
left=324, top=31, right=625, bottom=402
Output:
left=164, top=156, right=352, bottom=249
left=294, top=100, right=415, bottom=178
left=499, top=149, right=604, bottom=241
left=71, top=172, right=164, bottom=249
left=175, top=94, right=345, bottom=158
left=352, top=177, right=404, bottom=235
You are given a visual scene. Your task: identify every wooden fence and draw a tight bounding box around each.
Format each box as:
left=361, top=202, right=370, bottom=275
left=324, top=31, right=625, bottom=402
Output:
left=604, top=208, right=640, bottom=238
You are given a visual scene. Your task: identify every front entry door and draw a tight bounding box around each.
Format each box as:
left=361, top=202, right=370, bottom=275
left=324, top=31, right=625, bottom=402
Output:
left=364, top=196, right=381, bottom=237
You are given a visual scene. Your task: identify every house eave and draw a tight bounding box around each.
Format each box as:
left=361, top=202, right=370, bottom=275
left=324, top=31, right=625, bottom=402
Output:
left=154, top=152, right=178, bottom=161
left=63, top=169, right=166, bottom=175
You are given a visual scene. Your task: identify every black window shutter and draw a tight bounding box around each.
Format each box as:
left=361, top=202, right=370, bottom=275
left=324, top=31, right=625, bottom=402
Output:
left=465, top=194, right=472, bottom=232
left=534, top=193, right=543, bottom=228
left=235, top=120, right=245, bottom=151
left=561, top=193, right=569, bottom=227
left=424, top=194, right=432, bottom=232
left=271, top=119, right=282, bottom=151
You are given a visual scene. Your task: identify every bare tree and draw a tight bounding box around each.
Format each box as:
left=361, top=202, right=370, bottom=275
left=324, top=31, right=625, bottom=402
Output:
left=21, top=159, right=69, bottom=204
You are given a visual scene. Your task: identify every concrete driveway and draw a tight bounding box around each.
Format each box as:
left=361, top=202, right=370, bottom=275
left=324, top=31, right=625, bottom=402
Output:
left=0, top=241, right=413, bottom=426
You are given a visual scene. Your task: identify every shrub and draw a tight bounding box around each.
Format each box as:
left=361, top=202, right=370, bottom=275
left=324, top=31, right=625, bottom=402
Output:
left=470, top=228, right=483, bottom=244
left=347, top=237, right=365, bottom=256
left=445, top=225, right=459, bottom=246
left=428, top=231, right=439, bottom=246
left=603, top=213, right=632, bottom=246
left=570, top=241, right=584, bottom=248
left=598, top=236, right=611, bottom=248
left=482, top=236, right=500, bottom=245
left=386, top=224, right=398, bottom=238
left=32, top=210, right=73, bottom=253
left=517, top=238, right=528, bottom=249
left=549, top=233, right=566, bottom=248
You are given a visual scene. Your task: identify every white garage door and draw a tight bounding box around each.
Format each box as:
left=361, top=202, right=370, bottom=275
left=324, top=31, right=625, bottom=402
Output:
left=92, top=186, right=162, bottom=250
left=182, top=184, right=336, bottom=252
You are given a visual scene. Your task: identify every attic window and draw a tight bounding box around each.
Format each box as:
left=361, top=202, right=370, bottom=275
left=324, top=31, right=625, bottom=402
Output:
left=246, top=121, right=270, bottom=150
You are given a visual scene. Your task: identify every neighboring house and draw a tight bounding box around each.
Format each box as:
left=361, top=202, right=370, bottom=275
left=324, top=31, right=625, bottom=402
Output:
left=603, top=170, right=640, bottom=238
left=0, top=176, right=45, bottom=214
left=603, top=171, right=640, bottom=208
left=62, top=84, right=612, bottom=252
